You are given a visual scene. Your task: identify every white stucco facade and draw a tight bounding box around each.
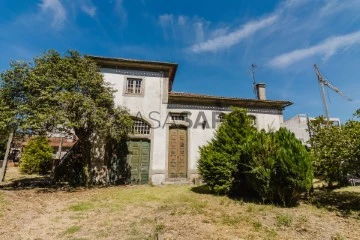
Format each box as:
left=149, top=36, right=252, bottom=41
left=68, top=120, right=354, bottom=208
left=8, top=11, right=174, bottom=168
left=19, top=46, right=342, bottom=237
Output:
left=91, top=56, right=291, bottom=185
left=282, top=114, right=341, bottom=146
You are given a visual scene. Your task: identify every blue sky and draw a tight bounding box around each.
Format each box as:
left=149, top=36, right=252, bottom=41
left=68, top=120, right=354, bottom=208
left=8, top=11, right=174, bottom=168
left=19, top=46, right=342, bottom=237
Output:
left=1, top=0, right=360, bottom=122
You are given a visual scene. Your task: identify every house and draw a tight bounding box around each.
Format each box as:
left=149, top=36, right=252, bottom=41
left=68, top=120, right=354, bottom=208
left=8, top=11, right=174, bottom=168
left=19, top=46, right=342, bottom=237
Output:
left=7, top=135, right=77, bottom=165
left=282, top=114, right=341, bottom=145
left=89, top=56, right=292, bottom=185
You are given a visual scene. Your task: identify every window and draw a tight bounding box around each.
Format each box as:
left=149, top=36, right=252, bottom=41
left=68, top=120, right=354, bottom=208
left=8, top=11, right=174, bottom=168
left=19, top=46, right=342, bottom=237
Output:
left=126, top=78, right=142, bottom=94
left=132, top=118, right=151, bottom=135
left=248, top=115, right=256, bottom=126
left=218, top=113, right=225, bottom=123
left=170, top=113, right=187, bottom=121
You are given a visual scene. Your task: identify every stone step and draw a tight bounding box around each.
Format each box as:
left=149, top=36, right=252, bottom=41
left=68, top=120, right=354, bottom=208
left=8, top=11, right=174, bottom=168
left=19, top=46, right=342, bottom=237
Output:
left=162, top=178, right=193, bottom=185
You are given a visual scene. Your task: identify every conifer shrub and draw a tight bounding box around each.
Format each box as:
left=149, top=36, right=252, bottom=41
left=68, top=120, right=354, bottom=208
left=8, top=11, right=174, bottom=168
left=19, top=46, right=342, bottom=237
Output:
left=243, top=130, right=276, bottom=202
left=198, top=108, right=257, bottom=194
left=20, top=136, right=53, bottom=174
left=271, top=128, right=313, bottom=205
left=244, top=128, right=313, bottom=206
left=198, top=108, right=313, bottom=206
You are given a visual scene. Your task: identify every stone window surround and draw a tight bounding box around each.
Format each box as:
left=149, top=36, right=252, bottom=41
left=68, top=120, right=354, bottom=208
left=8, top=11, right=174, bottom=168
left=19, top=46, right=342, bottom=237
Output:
left=123, top=76, right=145, bottom=97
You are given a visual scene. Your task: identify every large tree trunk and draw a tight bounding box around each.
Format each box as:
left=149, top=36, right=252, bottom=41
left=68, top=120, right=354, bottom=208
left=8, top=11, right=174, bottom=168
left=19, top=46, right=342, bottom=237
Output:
left=54, top=128, right=129, bottom=186
left=73, top=128, right=93, bottom=185
left=0, top=132, right=14, bottom=182
left=81, top=137, right=93, bottom=185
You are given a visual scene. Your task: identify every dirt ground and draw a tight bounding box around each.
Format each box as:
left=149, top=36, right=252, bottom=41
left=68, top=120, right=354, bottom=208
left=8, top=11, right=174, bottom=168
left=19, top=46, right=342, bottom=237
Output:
left=0, top=167, right=359, bottom=240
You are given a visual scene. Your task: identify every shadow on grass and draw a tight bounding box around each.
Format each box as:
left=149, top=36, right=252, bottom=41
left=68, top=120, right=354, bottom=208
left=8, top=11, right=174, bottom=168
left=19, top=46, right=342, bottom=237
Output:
left=309, top=189, right=360, bottom=218
left=191, top=185, right=213, bottom=195
left=0, top=176, right=75, bottom=193
left=191, top=184, right=263, bottom=204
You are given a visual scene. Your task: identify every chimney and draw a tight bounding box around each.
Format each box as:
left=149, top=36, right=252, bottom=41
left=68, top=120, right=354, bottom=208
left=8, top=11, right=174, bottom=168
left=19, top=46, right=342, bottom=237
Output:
left=256, top=83, right=266, bottom=100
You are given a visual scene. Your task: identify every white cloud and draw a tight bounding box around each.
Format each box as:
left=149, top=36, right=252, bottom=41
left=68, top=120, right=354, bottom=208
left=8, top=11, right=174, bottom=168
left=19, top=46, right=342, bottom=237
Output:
left=158, top=14, right=210, bottom=43
left=190, top=15, right=278, bottom=53
left=39, top=0, right=66, bottom=28
left=178, top=15, right=187, bottom=26
left=185, top=0, right=311, bottom=54
left=209, top=27, right=229, bottom=39
left=319, top=0, right=360, bottom=17
left=193, top=22, right=205, bottom=43
left=79, top=0, right=96, bottom=17
left=159, top=14, right=173, bottom=27
left=115, top=0, right=127, bottom=23
left=280, top=0, right=309, bottom=11
left=268, top=31, right=360, bottom=68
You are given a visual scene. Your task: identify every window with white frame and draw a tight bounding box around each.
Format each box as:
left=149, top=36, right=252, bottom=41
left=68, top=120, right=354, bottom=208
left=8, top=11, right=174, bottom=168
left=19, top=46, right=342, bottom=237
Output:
left=132, top=118, right=150, bottom=135
left=126, top=78, right=142, bottom=94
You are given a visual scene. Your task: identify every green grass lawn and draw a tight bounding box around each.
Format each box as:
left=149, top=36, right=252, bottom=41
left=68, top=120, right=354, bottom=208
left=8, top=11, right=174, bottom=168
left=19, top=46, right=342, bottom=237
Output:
left=0, top=167, right=359, bottom=239
left=0, top=182, right=359, bottom=240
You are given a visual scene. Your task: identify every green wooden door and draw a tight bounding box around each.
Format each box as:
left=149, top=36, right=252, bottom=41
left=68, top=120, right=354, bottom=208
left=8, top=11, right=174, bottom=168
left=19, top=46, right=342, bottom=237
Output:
left=128, top=140, right=150, bottom=184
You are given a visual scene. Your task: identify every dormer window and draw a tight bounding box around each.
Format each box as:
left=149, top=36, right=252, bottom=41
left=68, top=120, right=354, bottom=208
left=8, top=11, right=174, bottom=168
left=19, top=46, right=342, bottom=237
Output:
left=126, top=78, right=143, bottom=94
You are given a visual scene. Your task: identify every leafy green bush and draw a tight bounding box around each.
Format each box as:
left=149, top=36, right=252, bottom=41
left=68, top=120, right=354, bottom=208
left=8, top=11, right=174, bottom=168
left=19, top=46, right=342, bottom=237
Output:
left=20, top=136, right=53, bottom=174
left=310, top=117, right=360, bottom=186
left=198, top=108, right=313, bottom=206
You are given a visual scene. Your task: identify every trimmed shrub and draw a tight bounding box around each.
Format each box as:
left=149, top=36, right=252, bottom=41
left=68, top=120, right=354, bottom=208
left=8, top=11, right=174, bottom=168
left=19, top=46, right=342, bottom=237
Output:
left=20, top=136, right=53, bottom=174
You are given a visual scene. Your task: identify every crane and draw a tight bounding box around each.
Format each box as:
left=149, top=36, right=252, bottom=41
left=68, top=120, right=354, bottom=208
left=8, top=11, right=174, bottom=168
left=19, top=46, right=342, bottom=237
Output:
left=314, top=64, right=352, bottom=123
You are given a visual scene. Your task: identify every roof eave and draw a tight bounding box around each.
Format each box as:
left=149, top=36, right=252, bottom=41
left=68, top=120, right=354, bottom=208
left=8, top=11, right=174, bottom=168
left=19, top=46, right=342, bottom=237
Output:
left=168, top=94, right=293, bottom=110
left=87, top=55, right=178, bottom=91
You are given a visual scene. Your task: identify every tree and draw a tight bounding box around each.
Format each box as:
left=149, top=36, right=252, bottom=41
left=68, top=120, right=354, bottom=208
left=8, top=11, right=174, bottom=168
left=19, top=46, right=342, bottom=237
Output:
left=309, top=116, right=360, bottom=186
left=0, top=50, right=132, bottom=184
left=20, top=136, right=53, bottom=174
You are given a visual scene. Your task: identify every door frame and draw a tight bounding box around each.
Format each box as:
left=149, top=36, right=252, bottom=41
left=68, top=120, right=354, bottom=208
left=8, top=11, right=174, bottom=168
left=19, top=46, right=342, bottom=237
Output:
left=128, top=116, right=153, bottom=184
left=127, top=138, right=151, bottom=184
